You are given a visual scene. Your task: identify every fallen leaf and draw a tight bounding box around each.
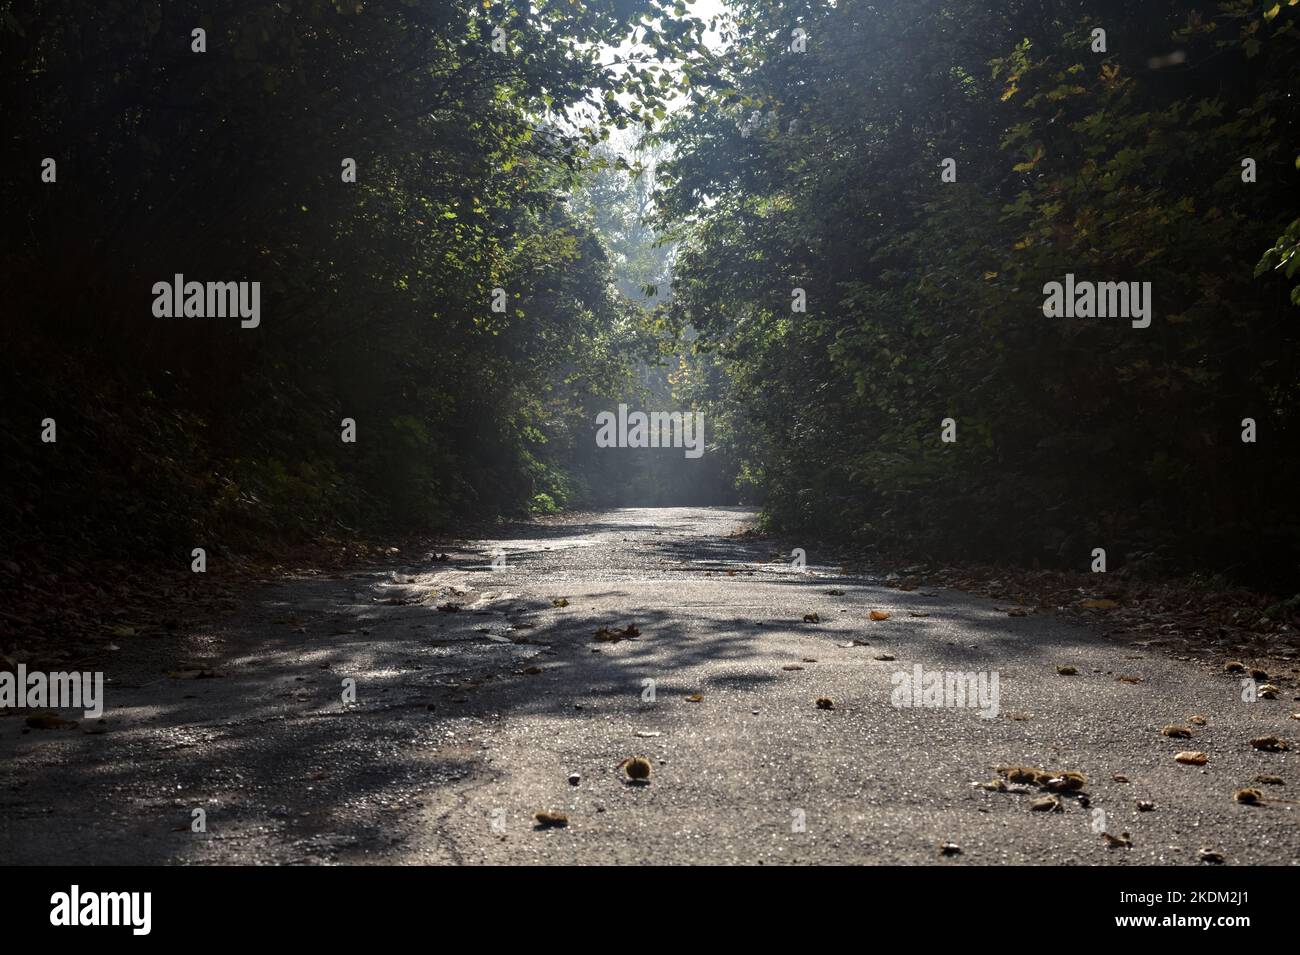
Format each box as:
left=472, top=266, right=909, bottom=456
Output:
left=998, top=766, right=1039, bottom=784
left=1056, top=664, right=1078, bottom=676
left=873, top=653, right=896, bottom=661
left=551, top=598, right=569, bottom=608
left=1050, top=772, right=1089, bottom=792
left=1249, top=735, right=1288, bottom=752
left=869, top=610, right=890, bottom=621
left=1161, top=725, right=1192, bottom=738
left=1101, top=831, right=1132, bottom=849
left=802, top=613, right=820, bottom=623
left=532, top=811, right=569, bottom=829
left=1197, top=848, right=1225, bottom=864
left=1233, top=788, right=1264, bottom=805
left=823, top=589, right=845, bottom=596
left=684, top=693, right=702, bottom=703
left=1030, top=795, right=1061, bottom=812
left=815, top=697, right=834, bottom=710
left=1175, top=751, right=1209, bottom=765
left=594, top=624, right=640, bottom=643
left=1136, top=800, right=1155, bottom=812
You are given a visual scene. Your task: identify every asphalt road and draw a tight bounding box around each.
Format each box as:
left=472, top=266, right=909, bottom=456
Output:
left=2, top=507, right=1295, bottom=864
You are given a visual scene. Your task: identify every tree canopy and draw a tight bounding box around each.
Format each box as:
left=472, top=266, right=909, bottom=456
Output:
left=653, top=0, right=1300, bottom=585
left=3, top=0, right=1297, bottom=588
left=2, top=0, right=708, bottom=555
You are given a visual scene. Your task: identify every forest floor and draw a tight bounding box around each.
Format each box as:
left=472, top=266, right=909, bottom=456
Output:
left=2, top=506, right=1297, bottom=864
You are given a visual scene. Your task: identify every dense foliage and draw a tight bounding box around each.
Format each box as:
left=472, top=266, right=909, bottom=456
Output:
left=656, top=0, right=1300, bottom=585
left=0, top=0, right=709, bottom=559
left=4, top=0, right=1296, bottom=589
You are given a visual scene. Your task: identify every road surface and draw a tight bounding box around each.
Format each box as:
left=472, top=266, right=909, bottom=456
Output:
left=2, top=507, right=1295, bottom=864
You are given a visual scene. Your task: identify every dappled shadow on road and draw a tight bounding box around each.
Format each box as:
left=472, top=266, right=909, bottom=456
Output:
left=0, top=520, right=767, bottom=863
left=0, top=508, right=1108, bottom=864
